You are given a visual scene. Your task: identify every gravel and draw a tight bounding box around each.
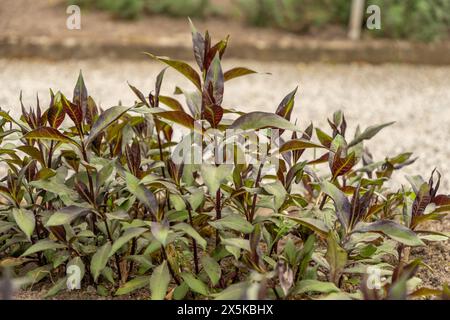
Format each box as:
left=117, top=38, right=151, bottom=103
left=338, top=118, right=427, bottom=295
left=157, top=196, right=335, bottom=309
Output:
left=0, top=58, right=449, bottom=191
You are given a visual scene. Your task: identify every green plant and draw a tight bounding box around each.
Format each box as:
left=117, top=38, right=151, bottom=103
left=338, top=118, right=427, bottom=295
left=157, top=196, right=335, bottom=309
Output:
left=0, top=22, right=448, bottom=300
left=236, top=0, right=349, bottom=32
left=70, top=0, right=210, bottom=20
left=367, top=0, right=450, bottom=41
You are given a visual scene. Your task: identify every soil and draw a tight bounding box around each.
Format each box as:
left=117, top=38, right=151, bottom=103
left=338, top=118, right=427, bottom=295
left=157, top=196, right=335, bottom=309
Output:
left=0, top=0, right=346, bottom=43
left=2, top=0, right=450, bottom=64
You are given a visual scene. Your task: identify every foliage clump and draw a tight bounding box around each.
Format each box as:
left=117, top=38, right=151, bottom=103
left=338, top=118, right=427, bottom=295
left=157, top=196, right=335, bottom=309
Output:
left=0, top=23, right=449, bottom=300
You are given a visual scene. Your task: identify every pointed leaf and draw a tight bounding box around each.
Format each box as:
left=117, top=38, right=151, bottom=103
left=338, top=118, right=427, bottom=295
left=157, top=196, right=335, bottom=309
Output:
left=201, top=255, right=221, bottom=286
left=46, top=206, right=89, bottom=227
left=230, top=112, right=302, bottom=132
left=201, top=164, right=233, bottom=195
left=86, top=106, right=132, bottom=146
left=115, top=276, right=151, bottom=296
left=209, top=214, right=254, bottom=234
left=73, top=71, right=88, bottom=120
left=181, top=273, right=209, bottom=296
left=12, top=208, right=35, bottom=242
left=224, top=67, right=257, bottom=82
left=90, top=242, right=111, bottom=282
left=150, top=261, right=170, bottom=300
left=23, top=127, right=80, bottom=147
left=110, top=227, right=147, bottom=257
left=145, top=53, right=201, bottom=91
left=280, top=139, right=325, bottom=153
left=353, top=220, right=425, bottom=246
left=320, top=181, right=351, bottom=230
left=21, top=240, right=65, bottom=257
left=348, top=122, right=395, bottom=147
left=275, top=87, right=297, bottom=121
left=326, top=232, right=347, bottom=285
left=172, top=223, right=207, bottom=249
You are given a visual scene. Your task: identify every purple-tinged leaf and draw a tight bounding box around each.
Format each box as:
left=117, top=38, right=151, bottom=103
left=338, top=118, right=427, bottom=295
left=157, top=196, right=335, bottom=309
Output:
left=276, top=87, right=297, bottom=121
left=348, top=122, right=395, bottom=147
left=23, top=127, right=80, bottom=147
left=320, top=181, right=351, bottom=230
left=279, top=139, right=326, bottom=153
left=224, top=67, right=257, bottom=82
left=353, top=220, right=425, bottom=246
left=73, top=71, right=88, bottom=121
left=86, top=106, right=132, bottom=146
left=229, top=112, right=303, bottom=132
left=145, top=53, right=202, bottom=91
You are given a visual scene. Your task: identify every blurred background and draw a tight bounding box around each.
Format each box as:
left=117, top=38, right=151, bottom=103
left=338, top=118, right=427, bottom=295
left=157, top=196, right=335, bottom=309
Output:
left=0, top=0, right=449, bottom=190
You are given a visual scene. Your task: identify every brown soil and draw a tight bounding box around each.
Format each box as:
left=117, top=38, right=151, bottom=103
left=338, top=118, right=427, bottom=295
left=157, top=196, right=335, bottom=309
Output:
left=2, top=0, right=450, bottom=64
left=0, top=0, right=345, bottom=43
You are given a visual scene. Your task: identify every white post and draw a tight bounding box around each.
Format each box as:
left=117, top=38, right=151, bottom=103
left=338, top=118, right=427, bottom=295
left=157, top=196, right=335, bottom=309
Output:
left=348, top=0, right=365, bottom=40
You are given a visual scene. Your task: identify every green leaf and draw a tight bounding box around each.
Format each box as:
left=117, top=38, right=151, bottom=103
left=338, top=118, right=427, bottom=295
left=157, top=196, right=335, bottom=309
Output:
left=150, top=261, right=171, bottom=300
left=325, top=232, right=347, bottom=285
left=12, top=208, right=35, bottom=242
left=115, top=276, right=151, bottom=296
left=277, top=215, right=329, bottom=237
left=159, top=95, right=184, bottom=111
left=262, top=181, right=287, bottom=211
left=44, top=276, right=68, bottom=298
left=294, top=279, right=340, bottom=295
left=173, top=282, right=189, bottom=300
left=23, top=127, right=80, bottom=148
left=187, top=190, right=204, bottom=211
left=280, top=139, right=325, bottom=153
left=209, top=214, right=254, bottom=234
left=21, top=240, right=66, bottom=257
left=181, top=273, right=209, bottom=296
left=145, top=53, right=202, bottom=91
left=86, top=106, right=131, bottom=146
left=125, top=172, right=157, bottom=215
left=348, top=122, right=395, bottom=147
left=45, top=206, right=89, bottom=227
left=155, top=111, right=195, bottom=130
left=172, top=223, right=207, bottom=249
left=353, top=220, right=425, bottom=246
left=110, top=227, right=147, bottom=257
left=201, top=255, right=221, bottom=286
left=320, top=181, right=351, bottom=230
left=151, top=221, right=170, bottom=246
left=90, top=242, right=111, bottom=282
left=224, top=67, right=257, bottom=82
left=201, top=164, right=233, bottom=195
left=221, top=237, right=250, bottom=251
left=275, top=87, right=297, bottom=121
left=213, top=282, right=247, bottom=300
left=229, top=112, right=302, bottom=132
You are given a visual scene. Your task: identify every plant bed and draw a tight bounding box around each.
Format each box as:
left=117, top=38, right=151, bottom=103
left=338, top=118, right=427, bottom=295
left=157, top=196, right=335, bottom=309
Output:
left=0, top=23, right=449, bottom=300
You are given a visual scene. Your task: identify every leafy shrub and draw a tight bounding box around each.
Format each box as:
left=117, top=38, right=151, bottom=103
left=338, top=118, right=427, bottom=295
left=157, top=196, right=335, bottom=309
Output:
left=237, top=0, right=450, bottom=41
left=367, top=0, right=450, bottom=41
left=70, top=0, right=210, bottom=19
left=0, top=23, right=449, bottom=300
left=236, top=0, right=350, bottom=32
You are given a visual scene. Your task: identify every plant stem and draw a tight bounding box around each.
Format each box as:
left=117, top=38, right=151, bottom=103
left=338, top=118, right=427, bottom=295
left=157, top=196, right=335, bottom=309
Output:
left=249, top=163, right=264, bottom=223
left=102, top=220, right=122, bottom=281
left=186, top=202, right=199, bottom=274
left=161, top=247, right=181, bottom=285
left=215, top=189, right=222, bottom=248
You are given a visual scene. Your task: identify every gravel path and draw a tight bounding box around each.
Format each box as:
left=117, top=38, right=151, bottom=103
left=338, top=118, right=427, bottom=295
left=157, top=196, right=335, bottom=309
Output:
left=0, top=58, right=449, bottom=191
